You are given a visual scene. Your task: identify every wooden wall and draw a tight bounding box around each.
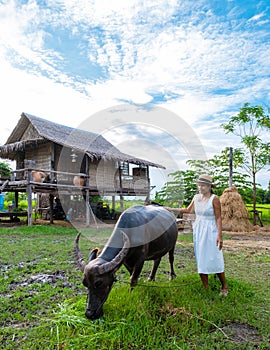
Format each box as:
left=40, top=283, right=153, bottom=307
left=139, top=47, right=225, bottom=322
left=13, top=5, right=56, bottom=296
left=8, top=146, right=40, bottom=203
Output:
left=25, top=142, right=52, bottom=170
left=90, top=159, right=118, bottom=189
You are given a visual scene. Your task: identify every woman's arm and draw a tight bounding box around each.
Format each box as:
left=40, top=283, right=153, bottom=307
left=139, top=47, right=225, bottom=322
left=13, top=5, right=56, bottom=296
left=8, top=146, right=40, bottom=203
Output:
left=165, top=198, right=195, bottom=214
left=213, top=196, right=223, bottom=250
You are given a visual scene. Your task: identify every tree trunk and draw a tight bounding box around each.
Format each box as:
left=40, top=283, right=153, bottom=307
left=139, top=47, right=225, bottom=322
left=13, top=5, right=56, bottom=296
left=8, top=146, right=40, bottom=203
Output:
left=229, top=147, right=233, bottom=187
left=252, top=170, right=257, bottom=225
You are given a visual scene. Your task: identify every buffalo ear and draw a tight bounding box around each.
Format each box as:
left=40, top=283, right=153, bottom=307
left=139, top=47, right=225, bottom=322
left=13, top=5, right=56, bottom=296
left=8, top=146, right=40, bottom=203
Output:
left=88, top=247, right=99, bottom=262
left=96, top=231, right=130, bottom=275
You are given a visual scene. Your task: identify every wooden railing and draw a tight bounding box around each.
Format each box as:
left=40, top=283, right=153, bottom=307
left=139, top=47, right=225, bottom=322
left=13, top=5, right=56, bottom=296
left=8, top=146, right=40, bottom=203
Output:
left=10, top=168, right=89, bottom=186
left=7, top=168, right=148, bottom=192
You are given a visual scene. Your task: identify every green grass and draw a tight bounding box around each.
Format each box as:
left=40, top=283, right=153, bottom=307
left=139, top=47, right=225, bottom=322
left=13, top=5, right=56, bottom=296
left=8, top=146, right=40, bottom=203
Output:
left=0, top=225, right=269, bottom=349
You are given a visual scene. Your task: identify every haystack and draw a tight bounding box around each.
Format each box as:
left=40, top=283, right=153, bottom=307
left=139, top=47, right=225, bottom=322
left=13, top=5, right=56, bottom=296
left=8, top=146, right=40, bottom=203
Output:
left=220, top=186, right=253, bottom=232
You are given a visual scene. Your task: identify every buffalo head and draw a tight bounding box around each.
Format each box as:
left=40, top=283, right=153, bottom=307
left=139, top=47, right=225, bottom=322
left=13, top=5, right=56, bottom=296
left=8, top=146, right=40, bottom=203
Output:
left=74, top=232, right=130, bottom=320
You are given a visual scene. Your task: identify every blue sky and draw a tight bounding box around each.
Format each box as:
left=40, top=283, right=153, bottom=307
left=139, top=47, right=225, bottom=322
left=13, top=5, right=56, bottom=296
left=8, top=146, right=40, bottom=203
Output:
left=0, top=0, right=269, bottom=190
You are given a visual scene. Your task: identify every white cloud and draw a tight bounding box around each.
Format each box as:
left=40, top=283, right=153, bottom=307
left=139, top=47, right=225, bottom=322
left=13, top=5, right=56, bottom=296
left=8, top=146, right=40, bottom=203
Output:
left=0, top=0, right=269, bottom=190
left=86, top=79, right=152, bottom=105
left=248, top=13, right=265, bottom=22
left=0, top=60, right=95, bottom=144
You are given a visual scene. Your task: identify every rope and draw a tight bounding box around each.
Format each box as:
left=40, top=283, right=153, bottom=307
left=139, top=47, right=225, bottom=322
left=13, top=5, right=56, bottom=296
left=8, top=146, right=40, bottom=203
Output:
left=116, top=277, right=200, bottom=289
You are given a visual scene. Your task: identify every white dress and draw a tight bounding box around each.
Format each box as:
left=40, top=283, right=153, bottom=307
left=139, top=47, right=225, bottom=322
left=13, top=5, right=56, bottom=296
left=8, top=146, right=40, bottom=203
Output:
left=193, top=194, right=224, bottom=274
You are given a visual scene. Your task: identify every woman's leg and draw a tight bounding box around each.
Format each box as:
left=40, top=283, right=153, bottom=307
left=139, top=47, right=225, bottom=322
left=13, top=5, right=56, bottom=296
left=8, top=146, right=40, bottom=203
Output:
left=199, top=273, right=209, bottom=289
left=217, top=272, right=228, bottom=293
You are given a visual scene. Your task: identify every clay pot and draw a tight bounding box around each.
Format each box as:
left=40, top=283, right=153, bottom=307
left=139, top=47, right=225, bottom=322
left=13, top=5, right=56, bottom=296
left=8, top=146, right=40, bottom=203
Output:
left=73, top=176, right=85, bottom=186
left=32, top=171, right=46, bottom=182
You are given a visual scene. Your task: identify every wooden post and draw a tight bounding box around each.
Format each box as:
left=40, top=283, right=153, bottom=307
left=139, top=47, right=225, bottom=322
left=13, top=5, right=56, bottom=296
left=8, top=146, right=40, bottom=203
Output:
left=27, top=184, right=32, bottom=226
left=50, top=142, right=55, bottom=183
left=118, top=163, right=122, bottom=189
left=14, top=191, right=19, bottom=208
left=26, top=168, right=32, bottom=226
left=146, top=166, right=150, bottom=203
left=120, top=195, right=124, bottom=212
left=49, top=194, right=54, bottom=224
left=85, top=156, right=90, bottom=227
left=229, top=147, right=233, bottom=187
left=112, top=195, right=115, bottom=211
left=85, top=188, right=90, bottom=227
left=35, top=193, right=40, bottom=221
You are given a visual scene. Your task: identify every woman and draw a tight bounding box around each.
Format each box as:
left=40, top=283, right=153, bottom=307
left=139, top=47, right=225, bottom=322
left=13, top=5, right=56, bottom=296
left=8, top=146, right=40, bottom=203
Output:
left=166, top=174, right=228, bottom=295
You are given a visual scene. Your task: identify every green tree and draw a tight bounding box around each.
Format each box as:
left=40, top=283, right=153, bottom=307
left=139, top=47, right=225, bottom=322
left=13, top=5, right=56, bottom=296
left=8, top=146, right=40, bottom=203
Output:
left=187, top=147, right=252, bottom=197
left=221, top=103, right=270, bottom=224
left=0, top=161, right=12, bottom=179
left=155, top=170, right=197, bottom=206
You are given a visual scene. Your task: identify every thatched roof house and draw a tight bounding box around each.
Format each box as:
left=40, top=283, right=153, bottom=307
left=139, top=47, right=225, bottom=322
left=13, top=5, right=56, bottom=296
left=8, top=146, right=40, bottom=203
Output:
left=0, top=112, right=163, bottom=168
left=0, top=112, right=164, bottom=226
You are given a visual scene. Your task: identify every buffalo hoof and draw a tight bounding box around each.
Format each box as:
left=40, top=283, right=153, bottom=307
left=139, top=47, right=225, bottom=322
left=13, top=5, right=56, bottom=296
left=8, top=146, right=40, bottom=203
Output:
left=170, top=273, right=177, bottom=281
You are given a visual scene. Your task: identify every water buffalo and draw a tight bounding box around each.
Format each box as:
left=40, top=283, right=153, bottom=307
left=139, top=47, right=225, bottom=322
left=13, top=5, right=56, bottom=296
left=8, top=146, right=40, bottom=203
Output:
left=74, top=205, right=178, bottom=320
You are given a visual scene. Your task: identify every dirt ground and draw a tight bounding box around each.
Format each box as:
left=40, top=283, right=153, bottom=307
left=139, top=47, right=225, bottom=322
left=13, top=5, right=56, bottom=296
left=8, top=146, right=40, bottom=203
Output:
left=2, top=218, right=269, bottom=252
left=223, top=226, right=270, bottom=252
left=0, top=212, right=269, bottom=245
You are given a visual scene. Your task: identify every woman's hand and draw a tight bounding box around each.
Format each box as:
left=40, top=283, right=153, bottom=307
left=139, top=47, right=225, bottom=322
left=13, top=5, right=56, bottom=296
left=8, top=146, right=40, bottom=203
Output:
left=216, top=236, right=223, bottom=250
left=164, top=206, right=173, bottom=211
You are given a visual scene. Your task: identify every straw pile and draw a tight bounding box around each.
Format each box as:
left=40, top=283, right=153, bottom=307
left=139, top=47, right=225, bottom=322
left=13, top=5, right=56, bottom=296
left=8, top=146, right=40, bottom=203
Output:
left=220, top=186, right=253, bottom=232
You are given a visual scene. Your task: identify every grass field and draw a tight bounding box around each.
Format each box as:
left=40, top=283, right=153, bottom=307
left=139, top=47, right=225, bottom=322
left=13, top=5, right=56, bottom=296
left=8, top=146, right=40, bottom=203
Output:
left=246, top=204, right=270, bottom=225
left=0, top=224, right=269, bottom=349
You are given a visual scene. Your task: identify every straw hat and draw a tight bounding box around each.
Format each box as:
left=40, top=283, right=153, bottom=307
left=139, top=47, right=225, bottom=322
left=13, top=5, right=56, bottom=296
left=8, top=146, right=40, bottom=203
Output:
left=196, top=174, right=216, bottom=188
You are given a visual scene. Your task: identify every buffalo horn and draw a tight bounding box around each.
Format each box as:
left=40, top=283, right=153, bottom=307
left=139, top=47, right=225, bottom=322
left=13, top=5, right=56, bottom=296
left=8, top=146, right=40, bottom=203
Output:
left=74, top=232, right=86, bottom=272
left=96, top=231, right=130, bottom=275
left=88, top=248, right=99, bottom=262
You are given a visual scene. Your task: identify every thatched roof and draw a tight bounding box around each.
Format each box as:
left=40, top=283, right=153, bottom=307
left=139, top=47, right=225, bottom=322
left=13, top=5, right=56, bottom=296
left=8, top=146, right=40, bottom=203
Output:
left=0, top=112, right=164, bottom=169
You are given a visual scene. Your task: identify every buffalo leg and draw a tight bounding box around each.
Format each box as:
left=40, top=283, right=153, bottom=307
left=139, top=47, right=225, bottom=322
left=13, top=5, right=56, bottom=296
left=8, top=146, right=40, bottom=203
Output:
left=148, top=257, right=161, bottom=281
left=130, top=260, right=145, bottom=289
left=169, top=249, right=176, bottom=280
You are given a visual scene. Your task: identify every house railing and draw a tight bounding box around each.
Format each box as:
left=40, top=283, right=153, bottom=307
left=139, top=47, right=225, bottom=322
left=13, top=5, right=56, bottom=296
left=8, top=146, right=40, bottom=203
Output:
left=10, top=168, right=88, bottom=186
left=119, top=175, right=149, bottom=190
left=6, top=168, right=148, bottom=192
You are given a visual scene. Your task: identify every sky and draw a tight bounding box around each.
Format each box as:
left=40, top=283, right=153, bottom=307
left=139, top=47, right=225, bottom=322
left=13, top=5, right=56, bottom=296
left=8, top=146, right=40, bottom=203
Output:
left=0, top=0, right=269, bottom=192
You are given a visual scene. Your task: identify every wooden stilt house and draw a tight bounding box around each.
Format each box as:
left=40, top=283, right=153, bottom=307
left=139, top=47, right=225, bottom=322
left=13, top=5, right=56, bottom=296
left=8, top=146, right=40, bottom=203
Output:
left=0, top=113, right=164, bottom=226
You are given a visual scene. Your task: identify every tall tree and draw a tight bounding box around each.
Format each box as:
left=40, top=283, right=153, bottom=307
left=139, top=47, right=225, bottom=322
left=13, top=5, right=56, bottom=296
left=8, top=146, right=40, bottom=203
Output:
left=221, top=103, right=270, bottom=224
left=155, top=170, right=197, bottom=206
